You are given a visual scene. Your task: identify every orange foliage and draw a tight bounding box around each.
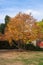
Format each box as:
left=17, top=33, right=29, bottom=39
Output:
left=4, top=12, right=37, bottom=44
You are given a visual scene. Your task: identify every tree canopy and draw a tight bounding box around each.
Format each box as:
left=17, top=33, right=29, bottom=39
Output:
left=0, top=12, right=43, bottom=46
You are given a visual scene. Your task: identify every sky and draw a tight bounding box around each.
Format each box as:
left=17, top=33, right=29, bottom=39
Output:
left=0, top=0, right=43, bottom=23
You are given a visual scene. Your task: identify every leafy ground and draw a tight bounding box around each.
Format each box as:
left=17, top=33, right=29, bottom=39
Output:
left=0, top=50, right=43, bottom=65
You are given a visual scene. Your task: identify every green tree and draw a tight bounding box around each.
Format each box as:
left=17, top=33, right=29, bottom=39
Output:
left=5, top=15, right=10, bottom=25
left=0, top=23, right=5, bottom=34
left=36, top=20, right=43, bottom=40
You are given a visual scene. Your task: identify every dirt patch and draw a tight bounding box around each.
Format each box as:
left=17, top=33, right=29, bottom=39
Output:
left=6, top=61, right=24, bottom=65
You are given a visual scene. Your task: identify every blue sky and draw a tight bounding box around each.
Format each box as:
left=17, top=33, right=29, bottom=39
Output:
left=0, top=0, right=43, bottom=23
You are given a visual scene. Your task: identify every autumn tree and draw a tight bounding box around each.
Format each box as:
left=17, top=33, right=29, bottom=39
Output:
left=0, top=12, right=43, bottom=49
left=4, top=12, right=38, bottom=47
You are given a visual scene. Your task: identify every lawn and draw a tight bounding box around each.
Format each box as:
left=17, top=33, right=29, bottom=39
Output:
left=0, top=50, right=43, bottom=65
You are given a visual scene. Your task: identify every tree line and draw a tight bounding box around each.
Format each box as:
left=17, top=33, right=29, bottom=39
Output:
left=0, top=12, right=43, bottom=49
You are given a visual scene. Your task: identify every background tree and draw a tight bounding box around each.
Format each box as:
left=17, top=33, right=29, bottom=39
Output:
left=36, top=20, right=43, bottom=40
left=0, top=23, right=5, bottom=34
left=5, top=15, right=10, bottom=25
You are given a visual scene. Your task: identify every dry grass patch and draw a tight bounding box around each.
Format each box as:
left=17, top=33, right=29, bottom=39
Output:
left=0, top=50, right=43, bottom=65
